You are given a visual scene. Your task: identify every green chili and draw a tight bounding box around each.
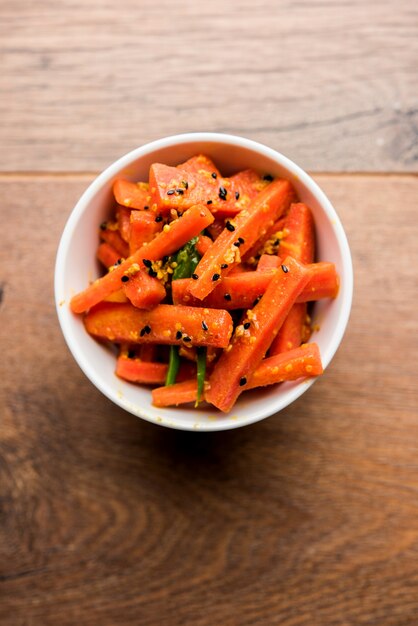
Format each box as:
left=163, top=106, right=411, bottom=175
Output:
left=172, top=236, right=200, bottom=280
left=165, top=345, right=180, bottom=386
left=195, top=346, right=206, bottom=406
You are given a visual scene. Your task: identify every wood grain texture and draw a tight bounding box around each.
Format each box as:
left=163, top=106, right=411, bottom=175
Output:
left=0, top=174, right=417, bottom=625
left=1, top=0, right=417, bottom=172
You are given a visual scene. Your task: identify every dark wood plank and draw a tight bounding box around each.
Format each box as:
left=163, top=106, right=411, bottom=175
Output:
left=1, top=0, right=417, bottom=172
left=0, top=174, right=417, bottom=625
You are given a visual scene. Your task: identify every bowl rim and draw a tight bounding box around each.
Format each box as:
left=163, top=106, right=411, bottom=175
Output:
left=55, top=132, right=353, bottom=431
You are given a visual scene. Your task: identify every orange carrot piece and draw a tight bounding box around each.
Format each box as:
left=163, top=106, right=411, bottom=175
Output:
left=205, top=256, right=310, bottom=412
left=177, top=155, right=221, bottom=177
left=179, top=158, right=266, bottom=202
left=196, top=234, right=213, bottom=256
left=149, top=164, right=270, bottom=217
left=129, top=210, right=162, bottom=254
left=116, top=357, right=168, bottom=384
left=117, top=351, right=197, bottom=386
left=122, top=270, right=166, bottom=309
left=102, top=289, right=129, bottom=303
left=301, top=262, right=339, bottom=300
left=268, top=302, right=307, bottom=353
left=188, top=179, right=295, bottom=300
left=172, top=272, right=272, bottom=309
left=70, top=204, right=214, bottom=314
left=100, top=225, right=129, bottom=258
left=152, top=380, right=200, bottom=407
left=172, top=262, right=339, bottom=310
left=278, top=203, right=315, bottom=264
left=228, top=169, right=268, bottom=199
left=152, top=343, right=323, bottom=406
left=208, top=169, right=268, bottom=218
left=247, top=343, right=323, bottom=388
left=149, top=163, right=217, bottom=214
left=137, top=204, right=214, bottom=262
left=113, top=179, right=150, bottom=210
left=116, top=206, right=131, bottom=242
left=257, top=254, right=281, bottom=271
left=84, top=302, right=233, bottom=348
left=97, top=242, right=121, bottom=268
left=271, top=203, right=315, bottom=355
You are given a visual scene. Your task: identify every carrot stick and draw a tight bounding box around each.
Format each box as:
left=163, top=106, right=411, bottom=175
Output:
left=97, top=242, right=122, bottom=268
left=205, top=256, right=310, bottom=412
left=116, top=354, right=198, bottom=386
left=149, top=164, right=265, bottom=217
left=102, top=289, right=129, bottom=304
left=172, top=262, right=339, bottom=310
left=116, top=206, right=131, bottom=242
left=129, top=210, right=162, bottom=254
left=270, top=302, right=307, bottom=355
left=70, top=204, right=214, bottom=313
left=122, top=269, right=166, bottom=309
left=188, top=179, right=295, bottom=300
left=208, top=169, right=268, bottom=218
left=270, top=203, right=315, bottom=355
left=113, top=179, right=150, bottom=210
left=267, top=303, right=307, bottom=353
left=278, top=203, right=315, bottom=263
left=136, top=203, right=214, bottom=263
left=116, top=357, right=168, bottom=384
left=173, top=272, right=273, bottom=309
left=177, top=155, right=221, bottom=177
left=152, top=379, right=200, bottom=407
left=247, top=343, right=323, bottom=388
left=84, top=302, right=233, bottom=348
left=100, top=226, right=129, bottom=258
left=195, top=234, right=213, bottom=256
left=300, top=262, right=339, bottom=300
left=229, top=168, right=269, bottom=193
left=257, top=254, right=281, bottom=271
left=151, top=343, right=322, bottom=406
left=149, top=163, right=219, bottom=213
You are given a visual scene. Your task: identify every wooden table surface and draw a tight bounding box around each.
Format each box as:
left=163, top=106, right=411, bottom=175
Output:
left=1, top=2, right=417, bottom=625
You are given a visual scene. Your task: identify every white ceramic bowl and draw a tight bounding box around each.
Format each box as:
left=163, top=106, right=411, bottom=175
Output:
left=55, top=133, right=353, bottom=431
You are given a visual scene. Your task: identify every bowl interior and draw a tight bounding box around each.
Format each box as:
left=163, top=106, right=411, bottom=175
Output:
left=55, top=134, right=352, bottom=431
